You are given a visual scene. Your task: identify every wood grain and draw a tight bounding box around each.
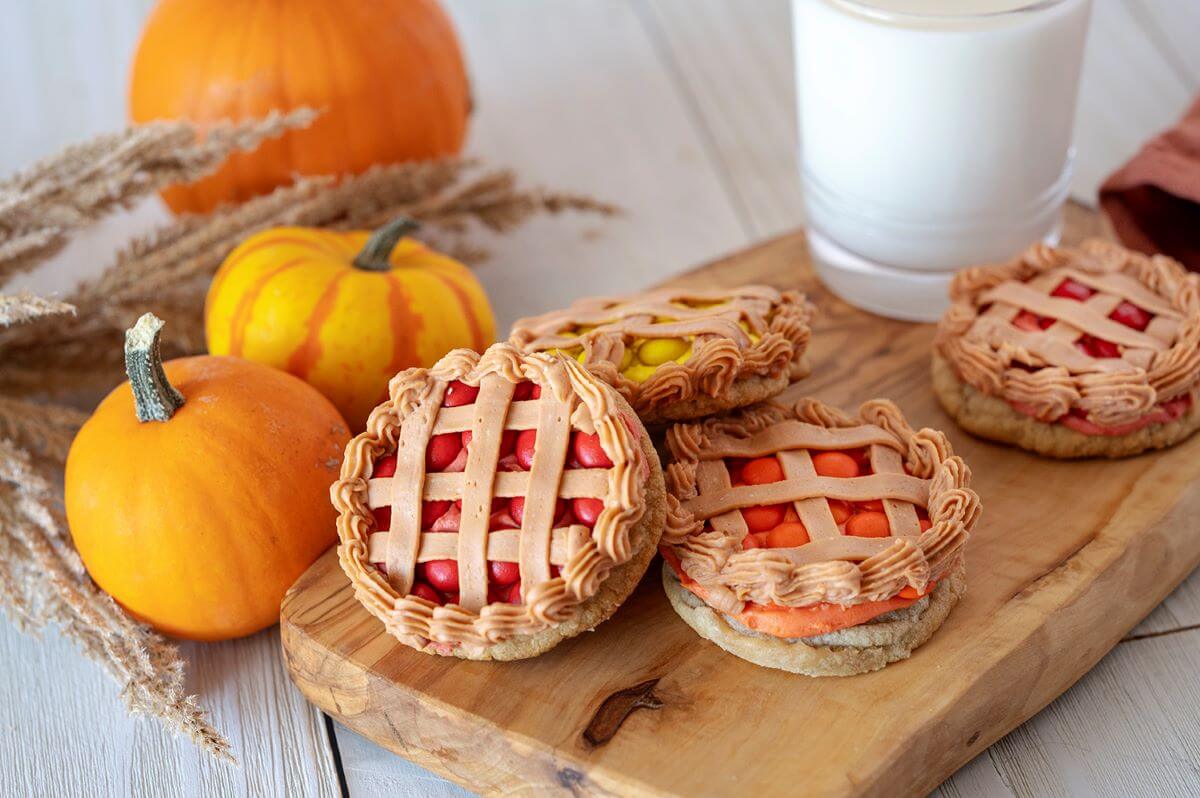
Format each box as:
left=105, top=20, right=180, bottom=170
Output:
left=281, top=208, right=1200, bottom=796
left=0, top=621, right=340, bottom=797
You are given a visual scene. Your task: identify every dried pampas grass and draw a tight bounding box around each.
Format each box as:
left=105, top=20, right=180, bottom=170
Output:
left=0, top=115, right=615, bottom=762
left=0, top=160, right=617, bottom=398
left=0, top=436, right=232, bottom=760
left=0, top=109, right=315, bottom=286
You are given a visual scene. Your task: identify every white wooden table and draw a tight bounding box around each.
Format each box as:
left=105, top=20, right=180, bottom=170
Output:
left=4, top=2, right=1200, bottom=795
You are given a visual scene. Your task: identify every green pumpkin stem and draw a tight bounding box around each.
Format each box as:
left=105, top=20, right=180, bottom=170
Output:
left=125, top=313, right=185, bottom=423
left=352, top=217, right=421, bottom=272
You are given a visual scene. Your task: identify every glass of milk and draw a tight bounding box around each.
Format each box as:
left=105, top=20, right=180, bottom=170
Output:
left=793, top=0, right=1092, bottom=321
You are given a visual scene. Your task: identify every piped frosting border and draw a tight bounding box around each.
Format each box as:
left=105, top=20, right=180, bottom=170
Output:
left=509, top=285, right=814, bottom=416
left=935, top=239, right=1200, bottom=427
left=662, top=398, right=980, bottom=615
left=331, top=343, right=647, bottom=652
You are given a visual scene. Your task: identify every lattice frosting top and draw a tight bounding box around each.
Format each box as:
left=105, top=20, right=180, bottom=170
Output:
left=663, top=398, right=979, bottom=615
left=332, top=343, right=649, bottom=652
left=936, top=240, right=1200, bottom=427
left=509, top=285, right=814, bottom=416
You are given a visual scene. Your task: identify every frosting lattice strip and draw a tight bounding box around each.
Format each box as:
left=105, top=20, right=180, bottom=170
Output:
left=684, top=474, right=930, bottom=521
left=368, top=525, right=593, bottom=566
left=981, top=282, right=1167, bottom=350
left=433, top=401, right=539, bottom=434
left=368, top=469, right=609, bottom=505
left=777, top=450, right=840, bottom=540
left=520, top=378, right=572, bottom=598
left=1062, top=268, right=1181, bottom=319
left=869, top=444, right=920, bottom=537
left=385, top=381, right=447, bottom=595
left=697, top=421, right=901, bottom=461
left=456, top=375, right=516, bottom=611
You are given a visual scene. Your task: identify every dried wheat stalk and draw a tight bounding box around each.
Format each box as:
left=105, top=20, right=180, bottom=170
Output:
left=0, top=109, right=315, bottom=286
left=0, top=436, right=232, bottom=760
left=0, top=292, right=74, bottom=327
left=0, top=115, right=334, bottom=763
left=0, top=398, right=86, bottom=465
left=0, top=160, right=617, bottom=397
left=0, top=114, right=615, bottom=764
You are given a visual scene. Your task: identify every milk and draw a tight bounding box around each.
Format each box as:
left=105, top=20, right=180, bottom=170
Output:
left=793, top=0, right=1092, bottom=320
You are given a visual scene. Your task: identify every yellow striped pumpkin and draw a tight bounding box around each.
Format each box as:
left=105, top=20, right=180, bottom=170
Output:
left=205, top=219, right=495, bottom=429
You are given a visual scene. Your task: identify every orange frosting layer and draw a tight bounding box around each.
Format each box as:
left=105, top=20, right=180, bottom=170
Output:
left=663, top=548, right=926, bottom=638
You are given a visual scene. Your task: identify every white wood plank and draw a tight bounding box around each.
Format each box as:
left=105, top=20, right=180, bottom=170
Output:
left=1070, top=0, right=1194, bottom=203
left=932, top=754, right=1015, bottom=798
left=639, top=0, right=805, bottom=238
left=336, top=725, right=473, bottom=798
left=643, top=0, right=1196, bottom=216
left=0, top=0, right=156, bottom=175
left=446, top=0, right=748, bottom=334
left=1133, top=0, right=1200, bottom=87
left=0, top=620, right=340, bottom=797
left=982, top=629, right=1200, bottom=796
left=1126, top=568, right=1200, bottom=639
left=628, top=0, right=798, bottom=232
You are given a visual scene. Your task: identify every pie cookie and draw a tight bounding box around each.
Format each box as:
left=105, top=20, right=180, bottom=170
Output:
left=331, top=343, right=666, bottom=660
left=661, top=397, right=979, bottom=676
left=934, top=240, right=1200, bottom=458
left=509, top=285, right=814, bottom=425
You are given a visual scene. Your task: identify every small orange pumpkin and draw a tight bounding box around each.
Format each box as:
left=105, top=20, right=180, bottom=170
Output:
left=204, top=218, right=495, bottom=429
left=129, top=0, right=471, bottom=214
left=65, top=314, right=350, bottom=641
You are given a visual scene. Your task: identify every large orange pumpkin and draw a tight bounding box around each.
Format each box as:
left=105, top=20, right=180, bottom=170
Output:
left=129, top=0, right=471, bottom=214
left=65, top=314, right=351, bottom=641
left=204, top=218, right=495, bottom=430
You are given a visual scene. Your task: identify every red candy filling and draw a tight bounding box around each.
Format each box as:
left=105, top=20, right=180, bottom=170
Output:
left=369, top=380, right=606, bottom=608
left=1008, top=278, right=1187, bottom=432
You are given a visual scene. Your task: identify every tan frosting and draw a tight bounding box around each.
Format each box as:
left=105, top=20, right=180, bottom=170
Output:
left=508, top=285, right=814, bottom=415
left=663, top=398, right=980, bottom=614
left=331, top=343, right=646, bottom=654
left=936, top=239, right=1200, bottom=425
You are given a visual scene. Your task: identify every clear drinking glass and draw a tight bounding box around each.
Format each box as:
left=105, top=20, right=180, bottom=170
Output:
left=793, top=0, right=1093, bottom=321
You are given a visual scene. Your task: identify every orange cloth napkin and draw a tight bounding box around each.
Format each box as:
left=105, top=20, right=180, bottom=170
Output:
left=1100, top=95, right=1200, bottom=271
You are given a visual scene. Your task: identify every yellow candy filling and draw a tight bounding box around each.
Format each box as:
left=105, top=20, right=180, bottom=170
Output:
left=738, top=320, right=761, bottom=344
left=553, top=313, right=759, bottom=384
left=637, top=337, right=690, bottom=365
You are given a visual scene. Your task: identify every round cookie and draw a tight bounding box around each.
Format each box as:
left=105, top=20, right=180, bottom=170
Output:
left=934, top=239, right=1200, bottom=458
left=660, top=396, right=980, bottom=676
left=933, top=353, right=1200, bottom=459
left=331, top=343, right=666, bottom=660
left=663, top=559, right=965, bottom=677
left=509, top=285, right=814, bottom=425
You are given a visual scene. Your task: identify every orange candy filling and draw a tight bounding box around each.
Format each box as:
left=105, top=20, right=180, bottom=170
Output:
left=730, top=451, right=930, bottom=548
left=670, top=448, right=935, bottom=638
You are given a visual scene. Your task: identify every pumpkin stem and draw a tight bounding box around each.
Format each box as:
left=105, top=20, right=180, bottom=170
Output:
left=125, top=313, right=185, bottom=423
left=353, top=217, right=421, bottom=272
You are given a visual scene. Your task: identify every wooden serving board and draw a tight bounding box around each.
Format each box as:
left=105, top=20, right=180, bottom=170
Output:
left=281, top=207, right=1200, bottom=796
